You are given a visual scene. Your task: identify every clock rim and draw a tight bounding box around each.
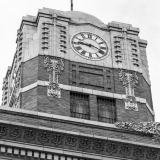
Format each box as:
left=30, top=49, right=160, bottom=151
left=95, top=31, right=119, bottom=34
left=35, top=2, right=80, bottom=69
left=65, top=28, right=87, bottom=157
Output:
left=70, top=31, right=110, bottom=61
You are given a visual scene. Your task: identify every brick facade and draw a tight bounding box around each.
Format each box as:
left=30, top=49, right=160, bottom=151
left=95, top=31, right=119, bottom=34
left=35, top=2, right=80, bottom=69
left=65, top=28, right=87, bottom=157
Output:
left=19, top=55, right=154, bottom=122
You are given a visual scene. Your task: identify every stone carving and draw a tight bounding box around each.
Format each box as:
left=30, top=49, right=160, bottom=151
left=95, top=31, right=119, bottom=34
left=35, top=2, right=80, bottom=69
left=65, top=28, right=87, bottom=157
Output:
left=133, top=147, right=145, bottom=158
left=38, top=132, right=50, bottom=143
left=79, top=138, right=91, bottom=150
left=1, top=122, right=160, bottom=160
left=116, top=122, right=160, bottom=141
left=44, top=56, right=64, bottom=98
left=120, top=145, right=132, bottom=156
left=10, top=127, right=22, bottom=139
left=106, top=143, right=118, bottom=154
left=11, top=67, right=21, bottom=108
left=0, top=125, right=8, bottom=137
left=92, top=140, right=104, bottom=152
left=51, top=134, right=63, bottom=146
left=65, top=136, right=77, bottom=148
left=119, top=69, right=138, bottom=111
left=24, top=129, right=36, bottom=142
left=14, top=68, right=21, bottom=95
left=146, top=149, right=158, bottom=160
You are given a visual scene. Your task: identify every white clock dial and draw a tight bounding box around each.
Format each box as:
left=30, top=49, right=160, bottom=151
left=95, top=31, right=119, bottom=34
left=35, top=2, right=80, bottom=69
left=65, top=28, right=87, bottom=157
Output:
left=70, top=32, right=109, bottom=60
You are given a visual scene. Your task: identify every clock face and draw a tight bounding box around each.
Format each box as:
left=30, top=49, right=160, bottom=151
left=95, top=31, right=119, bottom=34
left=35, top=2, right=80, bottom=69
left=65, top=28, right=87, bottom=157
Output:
left=70, top=31, right=109, bottom=60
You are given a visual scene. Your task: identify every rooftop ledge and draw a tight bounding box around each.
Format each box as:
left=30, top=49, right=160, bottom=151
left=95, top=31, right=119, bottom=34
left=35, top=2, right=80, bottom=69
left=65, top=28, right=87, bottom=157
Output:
left=0, top=105, right=160, bottom=149
left=0, top=105, right=158, bottom=136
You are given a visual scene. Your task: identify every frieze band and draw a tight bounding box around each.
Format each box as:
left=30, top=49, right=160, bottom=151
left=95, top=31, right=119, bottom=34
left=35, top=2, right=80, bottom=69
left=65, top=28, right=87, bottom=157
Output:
left=0, top=123, right=160, bottom=160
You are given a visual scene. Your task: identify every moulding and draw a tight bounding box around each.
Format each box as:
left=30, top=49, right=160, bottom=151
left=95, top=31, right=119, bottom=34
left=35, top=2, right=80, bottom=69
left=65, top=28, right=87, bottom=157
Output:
left=0, top=105, right=156, bottom=145
left=19, top=81, right=155, bottom=116
left=0, top=121, right=160, bottom=160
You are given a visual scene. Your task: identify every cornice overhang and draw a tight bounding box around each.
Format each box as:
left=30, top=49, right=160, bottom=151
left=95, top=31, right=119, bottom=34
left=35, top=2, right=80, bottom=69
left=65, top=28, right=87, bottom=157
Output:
left=0, top=118, right=160, bottom=160
left=0, top=106, right=154, bottom=136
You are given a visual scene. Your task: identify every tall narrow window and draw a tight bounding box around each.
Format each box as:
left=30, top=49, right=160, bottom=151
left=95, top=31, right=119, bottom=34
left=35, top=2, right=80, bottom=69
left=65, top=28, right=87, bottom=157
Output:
left=97, top=97, right=116, bottom=123
left=70, top=92, right=90, bottom=120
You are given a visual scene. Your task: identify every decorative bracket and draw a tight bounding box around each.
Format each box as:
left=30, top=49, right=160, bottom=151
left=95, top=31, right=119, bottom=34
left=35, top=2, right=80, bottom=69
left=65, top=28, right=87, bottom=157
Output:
left=44, top=56, right=64, bottom=98
left=119, top=70, right=138, bottom=111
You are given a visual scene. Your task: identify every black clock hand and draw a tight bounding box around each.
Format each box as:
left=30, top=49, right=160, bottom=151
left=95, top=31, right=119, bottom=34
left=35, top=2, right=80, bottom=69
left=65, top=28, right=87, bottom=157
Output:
left=89, top=44, right=105, bottom=54
left=78, top=41, right=105, bottom=54
left=78, top=41, right=91, bottom=47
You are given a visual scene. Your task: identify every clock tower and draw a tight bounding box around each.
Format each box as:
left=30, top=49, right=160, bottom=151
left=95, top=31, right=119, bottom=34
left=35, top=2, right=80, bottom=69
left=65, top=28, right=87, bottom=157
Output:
left=0, top=8, right=158, bottom=160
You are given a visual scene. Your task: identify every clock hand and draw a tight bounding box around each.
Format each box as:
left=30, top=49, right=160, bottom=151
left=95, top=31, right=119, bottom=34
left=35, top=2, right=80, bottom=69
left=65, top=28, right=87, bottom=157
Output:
left=89, top=44, right=105, bottom=54
left=78, top=41, right=105, bottom=54
left=78, top=41, right=91, bottom=47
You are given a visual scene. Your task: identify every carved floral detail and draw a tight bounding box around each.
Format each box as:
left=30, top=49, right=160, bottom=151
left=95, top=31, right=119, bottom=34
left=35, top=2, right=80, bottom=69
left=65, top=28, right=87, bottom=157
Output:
left=119, top=70, right=138, bottom=111
left=10, top=127, right=22, bottom=139
left=44, top=56, right=64, bottom=98
left=65, top=136, right=77, bottom=148
left=51, top=134, right=63, bottom=146
left=79, top=138, right=91, bottom=150
left=24, top=129, right=36, bottom=142
left=92, top=140, right=104, bottom=152
left=14, top=68, right=21, bottom=95
left=133, top=147, right=145, bottom=158
left=38, top=132, right=50, bottom=143
left=146, top=149, right=158, bottom=160
left=0, top=125, right=8, bottom=137
left=116, top=122, right=160, bottom=141
left=120, top=145, right=132, bottom=156
left=106, top=143, right=118, bottom=154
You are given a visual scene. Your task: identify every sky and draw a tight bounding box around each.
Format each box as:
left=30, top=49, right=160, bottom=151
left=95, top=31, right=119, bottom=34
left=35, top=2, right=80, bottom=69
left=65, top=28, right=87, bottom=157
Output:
left=0, top=0, right=160, bottom=121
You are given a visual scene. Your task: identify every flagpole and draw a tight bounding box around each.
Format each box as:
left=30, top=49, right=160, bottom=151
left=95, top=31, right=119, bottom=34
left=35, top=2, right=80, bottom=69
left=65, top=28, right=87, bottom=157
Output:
left=71, top=0, right=73, bottom=11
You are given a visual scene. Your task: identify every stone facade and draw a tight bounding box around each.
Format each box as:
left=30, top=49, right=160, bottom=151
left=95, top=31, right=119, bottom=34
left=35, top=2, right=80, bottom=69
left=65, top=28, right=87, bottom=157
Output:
left=0, top=7, right=157, bottom=160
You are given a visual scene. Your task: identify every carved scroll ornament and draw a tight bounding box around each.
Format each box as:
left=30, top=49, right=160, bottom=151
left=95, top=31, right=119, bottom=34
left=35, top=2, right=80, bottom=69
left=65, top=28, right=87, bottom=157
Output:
left=119, top=70, right=138, bottom=111
left=116, top=122, right=160, bottom=141
left=44, top=56, right=64, bottom=98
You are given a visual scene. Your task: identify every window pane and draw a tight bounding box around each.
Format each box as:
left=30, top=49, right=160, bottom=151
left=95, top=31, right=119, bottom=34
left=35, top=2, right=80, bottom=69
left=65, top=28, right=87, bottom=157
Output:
left=97, top=97, right=116, bottom=123
left=70, top=92, right=90, bottom=120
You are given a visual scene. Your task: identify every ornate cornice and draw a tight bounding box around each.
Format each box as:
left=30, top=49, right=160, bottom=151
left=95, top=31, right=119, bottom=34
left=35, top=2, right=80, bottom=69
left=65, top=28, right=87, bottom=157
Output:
left=0, top=122, right=160, bottom=160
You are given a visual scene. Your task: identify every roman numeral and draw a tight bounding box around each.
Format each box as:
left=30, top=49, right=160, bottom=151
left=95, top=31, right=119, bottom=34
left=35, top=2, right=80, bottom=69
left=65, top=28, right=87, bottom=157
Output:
left=99, top=42, right=104, bottom=45
left=76, top=37, right=81, bottom=41
left=73, top=42, right=79, bottom=45
left=81, top=50, right=86, bottom=55
left=89, top=53, right=92, bottom=58
left=88, top=33, right=92, bottom=39
left=100, top=47, right=107, bottom=50
left=95, top=53, right=99, bottom=57
left=95, top=37, right=98, bottom=41
left=99, top=50, right=105, bottom=55
left=75, top=46, right=82, bottom=50
left=80, top=34, right=85, bottom=39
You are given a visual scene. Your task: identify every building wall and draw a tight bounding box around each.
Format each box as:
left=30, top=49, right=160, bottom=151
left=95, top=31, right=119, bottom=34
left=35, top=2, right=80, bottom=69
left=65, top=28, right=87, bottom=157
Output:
left=19, top=55, right=154, bottom=122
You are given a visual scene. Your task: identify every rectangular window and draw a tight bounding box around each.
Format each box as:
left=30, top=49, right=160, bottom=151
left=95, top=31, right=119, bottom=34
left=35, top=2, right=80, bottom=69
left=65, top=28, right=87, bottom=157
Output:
left=97, top=97, right=116, bottom=123
left=70, top=92, right=90, bottom=120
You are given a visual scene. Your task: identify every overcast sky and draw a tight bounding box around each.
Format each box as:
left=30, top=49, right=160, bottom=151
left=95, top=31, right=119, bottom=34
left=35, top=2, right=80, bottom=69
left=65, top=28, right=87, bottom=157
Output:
left=0, top=0, right=159, bottom=121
